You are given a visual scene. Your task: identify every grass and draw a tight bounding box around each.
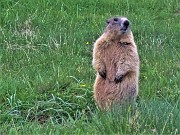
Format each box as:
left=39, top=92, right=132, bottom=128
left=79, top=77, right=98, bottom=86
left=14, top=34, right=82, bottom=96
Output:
left=0, top=0, right=180, bottom=134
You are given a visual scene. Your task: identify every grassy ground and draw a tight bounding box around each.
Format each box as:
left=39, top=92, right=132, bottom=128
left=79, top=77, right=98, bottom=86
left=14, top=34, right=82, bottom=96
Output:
left=0, top=0, right=180, bottom=134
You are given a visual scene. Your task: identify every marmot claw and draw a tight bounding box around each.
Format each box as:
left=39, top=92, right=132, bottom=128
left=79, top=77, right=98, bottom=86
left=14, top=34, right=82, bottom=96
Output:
left=114, top=75, right=124, bottom=83
left=99, top=71, right=106, bottom=79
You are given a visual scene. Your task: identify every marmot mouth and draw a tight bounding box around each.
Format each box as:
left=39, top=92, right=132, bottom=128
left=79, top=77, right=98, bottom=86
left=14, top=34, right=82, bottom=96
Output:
left=120, top=27, right=128, bottom=32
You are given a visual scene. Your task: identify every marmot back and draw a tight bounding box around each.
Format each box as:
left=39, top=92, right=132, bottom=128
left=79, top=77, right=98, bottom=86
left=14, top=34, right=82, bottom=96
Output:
left=93, top=17, right=140, bottom=110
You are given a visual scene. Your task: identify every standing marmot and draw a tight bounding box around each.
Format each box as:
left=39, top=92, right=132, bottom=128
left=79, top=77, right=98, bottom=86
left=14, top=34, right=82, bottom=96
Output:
left=92, top=17, right=140, bottom=110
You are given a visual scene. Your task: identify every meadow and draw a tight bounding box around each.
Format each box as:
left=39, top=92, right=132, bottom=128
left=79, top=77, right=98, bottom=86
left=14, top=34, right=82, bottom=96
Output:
left=0, top=0, right=180, bottom=134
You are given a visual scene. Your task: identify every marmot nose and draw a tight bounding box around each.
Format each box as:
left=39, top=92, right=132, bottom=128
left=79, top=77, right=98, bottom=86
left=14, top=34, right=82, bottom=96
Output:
left=123, top=20, right=129, bottom=27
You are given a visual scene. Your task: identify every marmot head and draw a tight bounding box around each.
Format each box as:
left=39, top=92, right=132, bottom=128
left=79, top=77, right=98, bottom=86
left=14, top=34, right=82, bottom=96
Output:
left=104, top=17, right=130, bottom=39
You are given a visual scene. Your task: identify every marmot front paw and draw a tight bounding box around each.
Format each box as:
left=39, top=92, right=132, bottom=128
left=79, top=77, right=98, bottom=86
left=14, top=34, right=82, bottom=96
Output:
left=114, top=75, right=124, bottom=83
left=98, top=70, right=106, bottom=79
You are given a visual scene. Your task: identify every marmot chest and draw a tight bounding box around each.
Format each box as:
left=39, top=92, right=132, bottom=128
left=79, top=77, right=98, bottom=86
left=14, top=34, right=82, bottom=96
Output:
left=103, top=43, right=125, bottom=64
left=103, top=43, right=126, bottom=80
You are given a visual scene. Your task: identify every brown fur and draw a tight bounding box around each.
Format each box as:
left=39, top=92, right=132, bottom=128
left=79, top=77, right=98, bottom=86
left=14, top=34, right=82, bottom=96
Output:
left=92, top=17, right=140, bottom=110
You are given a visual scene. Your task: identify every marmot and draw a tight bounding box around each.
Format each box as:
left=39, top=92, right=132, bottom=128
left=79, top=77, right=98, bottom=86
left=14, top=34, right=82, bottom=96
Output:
left=92, top=17, right=140, bottom=110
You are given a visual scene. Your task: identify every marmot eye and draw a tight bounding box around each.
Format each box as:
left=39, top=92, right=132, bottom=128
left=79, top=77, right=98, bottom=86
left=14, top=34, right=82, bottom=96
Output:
left=113, top=18, right=118, bottom=22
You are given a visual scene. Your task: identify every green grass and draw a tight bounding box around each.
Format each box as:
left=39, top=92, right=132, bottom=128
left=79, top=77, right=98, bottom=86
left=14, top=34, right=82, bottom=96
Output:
left=0, top=0, right=180, bottom=134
